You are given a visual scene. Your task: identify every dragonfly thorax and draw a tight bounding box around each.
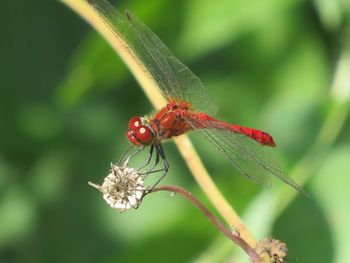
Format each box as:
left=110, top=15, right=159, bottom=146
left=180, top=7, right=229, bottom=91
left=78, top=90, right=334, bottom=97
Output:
left=166, top=100, right=192, bottom=111
left=151, top=106, right=193, bottom=140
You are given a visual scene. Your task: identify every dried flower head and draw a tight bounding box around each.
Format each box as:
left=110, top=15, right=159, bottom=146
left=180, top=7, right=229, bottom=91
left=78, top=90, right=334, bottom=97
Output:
left=255, top=238, right=288, bottom=263
left=89, top=163, right=145, bottom=212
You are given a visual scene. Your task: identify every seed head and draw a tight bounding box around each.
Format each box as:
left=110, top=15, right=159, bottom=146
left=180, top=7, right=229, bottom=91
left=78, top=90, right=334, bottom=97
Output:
left=89, top=163, right=145, bottom=212
left=255, top=238, right=288, bottom=263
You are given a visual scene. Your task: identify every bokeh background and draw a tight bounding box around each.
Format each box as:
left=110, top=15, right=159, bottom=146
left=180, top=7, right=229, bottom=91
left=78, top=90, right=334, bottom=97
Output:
left=1, top=0, right=350, bottom=262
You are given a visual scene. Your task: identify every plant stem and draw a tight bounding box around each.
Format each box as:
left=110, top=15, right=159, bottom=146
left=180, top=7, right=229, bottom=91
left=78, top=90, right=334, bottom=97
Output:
left=149, top=185, right=263, bottom=263
left=173, top=135, right=256, bottom=245
left=61, top=0, right=257, bottom=248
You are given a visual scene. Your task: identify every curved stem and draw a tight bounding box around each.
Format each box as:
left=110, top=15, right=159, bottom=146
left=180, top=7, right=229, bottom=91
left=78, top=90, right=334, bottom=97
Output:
left=61, top=0, right=257, bottom=248
left=173, top=136, right=255, bottom=245
left=148, top=185, right=262, bottom=263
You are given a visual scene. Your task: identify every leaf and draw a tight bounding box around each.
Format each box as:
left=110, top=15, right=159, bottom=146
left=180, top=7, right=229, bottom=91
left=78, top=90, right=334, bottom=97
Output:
left=312, top=0, right=348, bottom=30
left=178, top=0, right=303, bottom=58
left=56, top=35, right=128, bottom=108
left=262, top=31, right=330, bottom=157
left=0, top=187, right=36, bottom=247
left=311, top=145, right=350, bottom=263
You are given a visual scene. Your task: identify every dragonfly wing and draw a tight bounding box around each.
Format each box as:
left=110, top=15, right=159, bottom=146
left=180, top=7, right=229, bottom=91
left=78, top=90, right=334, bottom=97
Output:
left=186, top=116, right=306, bottom=193
left=87, top=0, right=217, bottom=115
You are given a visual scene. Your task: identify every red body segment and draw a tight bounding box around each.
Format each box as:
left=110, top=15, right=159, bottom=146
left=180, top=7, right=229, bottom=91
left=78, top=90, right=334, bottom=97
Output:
left=151, top=102, right=192, bottom=139
left=126, top=103, right=276, bottom=147
left=188, top=112, right=276, bottom=147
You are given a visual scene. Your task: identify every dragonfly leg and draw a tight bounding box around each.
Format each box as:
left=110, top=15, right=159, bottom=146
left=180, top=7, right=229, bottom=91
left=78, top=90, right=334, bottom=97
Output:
left=139, top=144, right=169, bottom=174
left=118, top=145, right=135, bottom=164
left=147, top=144, right=170, bottom=191
left=120, top=145, right=145, bottom=165
left=137, top=145, right=154, bottom=171
left=139, top=146, right=160, bottom=176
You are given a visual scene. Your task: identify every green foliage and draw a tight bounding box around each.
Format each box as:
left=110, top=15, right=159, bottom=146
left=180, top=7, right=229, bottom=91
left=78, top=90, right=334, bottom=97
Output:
left=0, top=0, right=349, bottom=262
left=311, top=146, right=350, bottom=263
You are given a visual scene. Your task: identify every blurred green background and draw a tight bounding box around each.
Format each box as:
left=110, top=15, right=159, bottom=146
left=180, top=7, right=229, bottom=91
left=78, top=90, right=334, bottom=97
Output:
left=1, top=0, right=349, bottom=262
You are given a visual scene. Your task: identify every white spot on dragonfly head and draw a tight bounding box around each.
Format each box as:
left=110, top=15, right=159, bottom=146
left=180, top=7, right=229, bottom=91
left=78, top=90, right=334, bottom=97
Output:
left=139, top=127, right=146, bottom=134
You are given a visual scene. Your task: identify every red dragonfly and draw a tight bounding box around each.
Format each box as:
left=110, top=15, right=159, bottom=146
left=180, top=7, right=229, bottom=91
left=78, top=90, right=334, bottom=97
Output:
left=88, top=0, right=305, bottom=193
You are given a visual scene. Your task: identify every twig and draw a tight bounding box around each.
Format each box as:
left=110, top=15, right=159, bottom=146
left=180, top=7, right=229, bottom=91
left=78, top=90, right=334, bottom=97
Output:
left=148, top=185, right=263, bottom=263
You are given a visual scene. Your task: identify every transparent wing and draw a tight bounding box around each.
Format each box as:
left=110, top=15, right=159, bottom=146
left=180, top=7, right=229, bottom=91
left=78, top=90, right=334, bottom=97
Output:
left=186, top=116, right=307, bottom=194
left=87, top=0, right=217, bottom=115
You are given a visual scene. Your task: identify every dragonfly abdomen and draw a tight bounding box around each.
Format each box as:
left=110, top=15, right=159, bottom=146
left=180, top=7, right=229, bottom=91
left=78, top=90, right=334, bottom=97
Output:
left=193, top=112, right=276, bottom=147
left=231, top=125, right=276, bottom=147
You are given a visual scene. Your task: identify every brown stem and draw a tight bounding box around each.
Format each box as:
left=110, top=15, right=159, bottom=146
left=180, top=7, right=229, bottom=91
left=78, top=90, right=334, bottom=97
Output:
left=147, top=185, right=262, bottom=263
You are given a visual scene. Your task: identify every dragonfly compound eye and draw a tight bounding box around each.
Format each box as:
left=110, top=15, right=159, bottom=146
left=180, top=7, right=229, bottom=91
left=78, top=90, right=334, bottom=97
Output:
left=125, top=130, right=140, bottom=146
left=128, top=116, right=142, bottom=130
left=135, top=125, right=154, bottom=145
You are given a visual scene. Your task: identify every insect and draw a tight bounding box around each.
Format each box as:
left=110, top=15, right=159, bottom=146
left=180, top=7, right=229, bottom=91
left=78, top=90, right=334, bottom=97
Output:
left=88, top=0, right=305, bottom=193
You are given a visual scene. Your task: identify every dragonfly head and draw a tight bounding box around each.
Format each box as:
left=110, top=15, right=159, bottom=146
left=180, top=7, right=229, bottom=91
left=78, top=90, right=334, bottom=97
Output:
left=125, top=116, right=155, bottom=146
